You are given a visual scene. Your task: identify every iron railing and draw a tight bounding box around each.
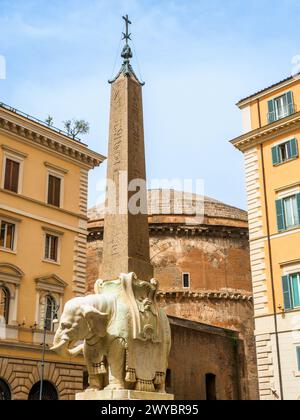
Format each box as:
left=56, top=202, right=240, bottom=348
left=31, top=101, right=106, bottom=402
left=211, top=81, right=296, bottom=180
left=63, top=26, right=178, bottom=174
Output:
left=0, top=101, right=82, bottom=143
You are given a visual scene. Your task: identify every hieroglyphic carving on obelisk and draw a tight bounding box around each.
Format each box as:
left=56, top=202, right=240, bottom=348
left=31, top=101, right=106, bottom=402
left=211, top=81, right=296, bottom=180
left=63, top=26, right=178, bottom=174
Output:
left=102, top=15, right=153, bottom=282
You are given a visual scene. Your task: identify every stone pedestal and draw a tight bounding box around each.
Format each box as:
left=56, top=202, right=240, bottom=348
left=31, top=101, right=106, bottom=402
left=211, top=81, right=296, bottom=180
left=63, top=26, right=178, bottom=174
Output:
left=76, top=389, right=174, bottom=400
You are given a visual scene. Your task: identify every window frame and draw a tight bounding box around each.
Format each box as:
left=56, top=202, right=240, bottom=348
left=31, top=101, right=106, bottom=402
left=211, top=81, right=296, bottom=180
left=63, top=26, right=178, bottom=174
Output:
left=272, top=138, right=298, bottom=166
left=296, top=346, right=300, bottom=373
left=45, top=169, right=64, bottom=208
left=0, top=218, right=17, bottom=253
left=268, top=91, right=294, bottom=123
left=44, top=294, right=57, bottom=332
left=43, top=232, right=61, bottom=265
left=274, top=94, right=289, bottom=120
left=182, top=272, right=190, bottom=289
left=276, top=191, right=300, bottom=232
left=0, top=286, right=10, bottom=324
left=282, top=272, right=300, bottom=311
left=1, top=151, right=25, bottom=195
left=283, top=195, right=300, bottom=229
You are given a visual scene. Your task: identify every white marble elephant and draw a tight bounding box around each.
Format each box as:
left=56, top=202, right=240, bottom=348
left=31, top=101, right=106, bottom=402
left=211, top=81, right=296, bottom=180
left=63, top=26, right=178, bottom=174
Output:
left=51, top=276, right=171, bottom=393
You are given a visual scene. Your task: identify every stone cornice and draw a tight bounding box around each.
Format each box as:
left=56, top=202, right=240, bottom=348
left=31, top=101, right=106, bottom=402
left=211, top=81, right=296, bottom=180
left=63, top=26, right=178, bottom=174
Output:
left=230, top=111, right=300, bottom=152
left=0, top=108, right=106, bottom=169
left=88, top=223, right=249, bottom=242
left=156, top=290, right=253, bottom=304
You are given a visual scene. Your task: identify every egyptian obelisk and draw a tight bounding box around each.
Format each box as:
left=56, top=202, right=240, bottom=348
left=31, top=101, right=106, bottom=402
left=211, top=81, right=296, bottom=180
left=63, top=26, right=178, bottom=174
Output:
left=102, top=15, right=153, bottom=282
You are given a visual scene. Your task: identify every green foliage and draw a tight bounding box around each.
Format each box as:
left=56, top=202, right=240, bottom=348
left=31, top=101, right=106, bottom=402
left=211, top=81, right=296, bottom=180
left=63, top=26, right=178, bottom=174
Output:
left=63, top=119, right=90, bottom=139
left=45, top=115, right=54, bottom=126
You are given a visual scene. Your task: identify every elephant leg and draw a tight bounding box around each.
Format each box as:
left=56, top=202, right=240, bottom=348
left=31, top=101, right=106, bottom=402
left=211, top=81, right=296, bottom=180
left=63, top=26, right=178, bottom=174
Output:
left=87, top=373, right=102, bottom=390
left=155, top=382, right=166, bottom=393
left=105, top=338, right=126, bottom=390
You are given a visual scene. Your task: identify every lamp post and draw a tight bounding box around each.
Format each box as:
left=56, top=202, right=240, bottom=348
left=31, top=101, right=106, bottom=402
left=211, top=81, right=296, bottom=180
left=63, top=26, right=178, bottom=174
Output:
left=39, top=300, right=59, bottom=401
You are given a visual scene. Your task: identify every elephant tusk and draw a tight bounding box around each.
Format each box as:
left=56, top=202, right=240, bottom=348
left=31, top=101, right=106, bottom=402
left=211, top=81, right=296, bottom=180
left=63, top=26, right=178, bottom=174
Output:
left=50, top=340, right=68, bottom=352
left=67, top=343, right=84, bottom=357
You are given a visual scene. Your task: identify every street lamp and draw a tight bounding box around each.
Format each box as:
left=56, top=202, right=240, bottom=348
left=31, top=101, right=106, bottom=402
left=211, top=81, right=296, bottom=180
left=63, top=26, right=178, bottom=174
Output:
left=39, top=299, right=60, bottom=401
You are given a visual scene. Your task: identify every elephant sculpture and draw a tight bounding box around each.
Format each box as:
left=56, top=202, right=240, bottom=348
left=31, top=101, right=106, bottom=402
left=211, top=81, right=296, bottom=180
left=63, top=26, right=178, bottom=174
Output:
left=51, top=273, right=171, bottom=393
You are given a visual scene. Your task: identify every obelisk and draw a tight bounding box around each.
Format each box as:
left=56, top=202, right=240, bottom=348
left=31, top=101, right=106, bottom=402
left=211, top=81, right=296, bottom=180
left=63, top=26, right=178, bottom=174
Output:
left=102, top=15, right=153, bottom=282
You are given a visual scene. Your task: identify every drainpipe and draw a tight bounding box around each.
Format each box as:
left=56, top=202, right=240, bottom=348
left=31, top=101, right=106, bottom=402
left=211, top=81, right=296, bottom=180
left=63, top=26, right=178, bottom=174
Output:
left=257, top=98, right=284, bottom=400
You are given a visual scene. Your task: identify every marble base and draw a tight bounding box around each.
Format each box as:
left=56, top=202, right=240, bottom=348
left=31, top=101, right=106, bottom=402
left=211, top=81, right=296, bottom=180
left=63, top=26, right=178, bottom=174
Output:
left=76, top=389, right=174, bottom=400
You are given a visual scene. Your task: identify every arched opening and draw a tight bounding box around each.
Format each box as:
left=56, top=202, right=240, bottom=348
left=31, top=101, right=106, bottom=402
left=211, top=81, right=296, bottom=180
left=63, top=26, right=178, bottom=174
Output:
left=0, top=378, right=11, bottom=400
left=0, top=287, right=10, bottom=324
left=28, top=381, right=58, bottom=400
left=205, top=373, right=217, bottom=400
left=44, top=295, right=56, bottom=331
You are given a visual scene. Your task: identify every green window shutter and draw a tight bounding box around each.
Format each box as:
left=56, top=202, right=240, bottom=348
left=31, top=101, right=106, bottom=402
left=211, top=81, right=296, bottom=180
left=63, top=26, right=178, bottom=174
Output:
left=268, top=99, right=276, bottom=123
left=290, top=138, right=299, bottom=158
left=286, top=91, right=294, bottom=115
left=271, top=146, right=280, bottom=165
left=276, top=199, right=286, bottom=231
left=282, top=275, right=293, bottom=311
left=297, top=347, right=300, bottom=371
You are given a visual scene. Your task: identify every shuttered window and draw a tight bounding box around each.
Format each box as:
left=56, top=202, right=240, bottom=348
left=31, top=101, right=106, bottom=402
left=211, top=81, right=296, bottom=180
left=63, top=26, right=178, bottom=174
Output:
left=276, top=194, right=300, bottom=231
left=47, top=175, right=61, bottom=207
left=268, top=91, right=294, bottom=123
left=282, top=274, right=300, bottom=311
left=44, top=234, right=59, bottom=262
left=4, top=158, right=20, bottom=193
left=271, top=138, right=298, bottom=165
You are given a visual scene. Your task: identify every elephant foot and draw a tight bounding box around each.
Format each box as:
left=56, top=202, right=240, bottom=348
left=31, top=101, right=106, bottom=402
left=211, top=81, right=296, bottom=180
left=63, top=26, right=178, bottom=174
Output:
left=105, top=379, right=125, bottom=391
left=86, top=386, right=100, bottom=391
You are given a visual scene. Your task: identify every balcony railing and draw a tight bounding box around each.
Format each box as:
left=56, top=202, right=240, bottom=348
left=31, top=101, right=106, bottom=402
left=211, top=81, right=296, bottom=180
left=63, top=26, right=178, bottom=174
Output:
left=267, top=103, right=297, bottom=124
left=0, top=102, right=82, bottom=143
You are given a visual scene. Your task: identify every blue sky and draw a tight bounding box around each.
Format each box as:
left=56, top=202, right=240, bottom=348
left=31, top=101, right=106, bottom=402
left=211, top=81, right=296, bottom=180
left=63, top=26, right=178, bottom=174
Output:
left=1, top=0, right=300, bottom=209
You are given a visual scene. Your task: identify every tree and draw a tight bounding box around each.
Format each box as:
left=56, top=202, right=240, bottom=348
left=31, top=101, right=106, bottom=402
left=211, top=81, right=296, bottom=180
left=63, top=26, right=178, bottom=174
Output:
left=45, top=115, right=54, bottom=127
left=63, top=119, right=90, bottom=139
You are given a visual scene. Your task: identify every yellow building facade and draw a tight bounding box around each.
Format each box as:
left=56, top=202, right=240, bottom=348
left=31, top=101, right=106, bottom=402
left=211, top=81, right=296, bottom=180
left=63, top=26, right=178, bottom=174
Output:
left=231, top=75, right=300, bottom=400
left=0, top=103, right=104, bottom=400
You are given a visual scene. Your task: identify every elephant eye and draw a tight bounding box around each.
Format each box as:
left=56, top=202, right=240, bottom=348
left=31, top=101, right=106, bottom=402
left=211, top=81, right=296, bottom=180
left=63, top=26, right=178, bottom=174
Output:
left=61, top=322, right=71, bottom=329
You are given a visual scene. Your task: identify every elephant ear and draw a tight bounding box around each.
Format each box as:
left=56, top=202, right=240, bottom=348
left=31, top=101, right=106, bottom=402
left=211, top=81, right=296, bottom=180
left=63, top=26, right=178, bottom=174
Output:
left=81, top=305, right=109, bottom=337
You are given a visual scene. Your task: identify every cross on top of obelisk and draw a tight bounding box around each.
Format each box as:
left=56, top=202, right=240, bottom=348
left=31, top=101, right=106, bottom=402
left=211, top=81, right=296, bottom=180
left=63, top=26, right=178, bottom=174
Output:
left=122, top=14, right=132, bottom=45
left=109, top=14, right=144, bottom=85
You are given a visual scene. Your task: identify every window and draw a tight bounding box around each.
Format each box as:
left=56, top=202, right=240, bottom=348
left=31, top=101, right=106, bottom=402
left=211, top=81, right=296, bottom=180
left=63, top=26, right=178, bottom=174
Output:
left=0, top=379, right=11, bottom=400
left=0, top=287, right=10, bottom=324
left=297, top=347, right=300, bottom=372
left=4, top=158, right=20, bottom=193
left=0, top=220, right=15, bottom=251
left=28, top=381, right=58, bottom=400
left=44, top=234, right=59, bottom=262
left=276, top=194, right=300, bottom=231
left=44, top=295, right=56, bottom=331
left=182, top=273, right=190, bottom=289
left=272, top=138, right=298, bottom=165
left=47, top=174, right=61, bottom=207
left=205, top=373, right=217, bottom=400
left=282, top=273, right=300, bottom=311
left=268, top=91, right=294, bottom=123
